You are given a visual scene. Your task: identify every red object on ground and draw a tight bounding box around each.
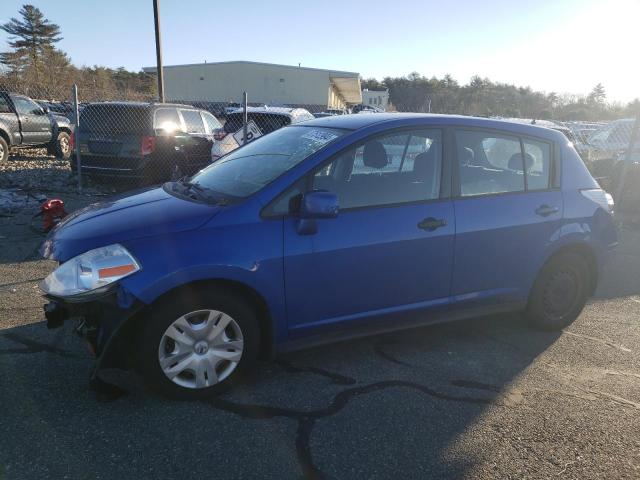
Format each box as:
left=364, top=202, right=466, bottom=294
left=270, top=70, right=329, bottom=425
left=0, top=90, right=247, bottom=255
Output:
left=42, top=199, right=67, bottom=232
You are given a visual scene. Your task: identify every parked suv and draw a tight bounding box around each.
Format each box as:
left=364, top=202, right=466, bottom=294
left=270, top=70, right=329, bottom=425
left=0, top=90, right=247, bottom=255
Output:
left=76, top=102, right=222, bottom=183
left=41, top=114, right=617, bottom=399
left=211, top=106, right=314, bottom=160
left=0, top=90, right=73, bottom=162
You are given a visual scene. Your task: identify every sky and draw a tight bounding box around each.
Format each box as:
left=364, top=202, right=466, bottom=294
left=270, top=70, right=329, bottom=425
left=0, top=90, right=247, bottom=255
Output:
left=0, top=0, right=638, bottom=102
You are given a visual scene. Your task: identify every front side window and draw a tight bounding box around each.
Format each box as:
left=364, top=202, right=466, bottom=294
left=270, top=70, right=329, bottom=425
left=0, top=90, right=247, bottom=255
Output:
left=312, top=129, right=442, bottom=209
left=180, top=109, right=206, bottom=134
left=190, top=126, right=345, bottom=198
left=12, top=96, right=42, bottom=116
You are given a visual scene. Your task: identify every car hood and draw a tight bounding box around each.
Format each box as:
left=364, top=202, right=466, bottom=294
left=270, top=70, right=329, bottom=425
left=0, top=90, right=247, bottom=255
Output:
left=40, top=186, right=222, bottom=262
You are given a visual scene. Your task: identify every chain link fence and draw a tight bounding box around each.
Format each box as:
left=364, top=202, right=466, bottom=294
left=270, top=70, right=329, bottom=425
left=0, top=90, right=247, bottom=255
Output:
left=0, top=76, right=639, bottom=215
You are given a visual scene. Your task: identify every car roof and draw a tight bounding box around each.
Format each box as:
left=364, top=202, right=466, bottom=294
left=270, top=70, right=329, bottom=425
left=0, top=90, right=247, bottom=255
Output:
left=84, top=101, right=199, bottom=110
left=300, top=113, right=568, bottom=141
left=229, top=106, right=298, bottom=116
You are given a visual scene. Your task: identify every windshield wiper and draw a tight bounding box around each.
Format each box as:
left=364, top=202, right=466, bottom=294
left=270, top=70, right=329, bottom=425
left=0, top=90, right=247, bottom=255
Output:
left=172, top=178, right=232, bottom=206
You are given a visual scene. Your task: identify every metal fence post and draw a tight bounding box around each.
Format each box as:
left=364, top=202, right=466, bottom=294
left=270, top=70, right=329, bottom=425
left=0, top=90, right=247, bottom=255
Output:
left=242, top=91, right=248, bottom=145
left=72, top=84, right=82, bottom=194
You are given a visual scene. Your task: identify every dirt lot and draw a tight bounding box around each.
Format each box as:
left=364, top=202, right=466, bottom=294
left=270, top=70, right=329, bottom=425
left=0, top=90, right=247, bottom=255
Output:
left=1, top=157, right=640, bottom=479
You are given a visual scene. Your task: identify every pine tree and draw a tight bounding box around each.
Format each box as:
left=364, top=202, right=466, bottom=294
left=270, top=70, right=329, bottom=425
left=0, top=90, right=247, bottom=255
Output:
left=0, top=4, right=63, bottom=81
left=588, top=83, right=606, bottom=104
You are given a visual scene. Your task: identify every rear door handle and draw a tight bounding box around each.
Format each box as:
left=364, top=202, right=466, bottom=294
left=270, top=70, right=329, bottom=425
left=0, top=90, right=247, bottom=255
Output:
left=418, top=217, right=447, bottom=231
left=535, top=205, right=559, bottom=217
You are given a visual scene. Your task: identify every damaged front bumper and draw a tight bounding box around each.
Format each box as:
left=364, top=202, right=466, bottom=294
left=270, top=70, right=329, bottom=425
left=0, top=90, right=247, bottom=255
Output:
left=43, top=285, right=145, bottom=373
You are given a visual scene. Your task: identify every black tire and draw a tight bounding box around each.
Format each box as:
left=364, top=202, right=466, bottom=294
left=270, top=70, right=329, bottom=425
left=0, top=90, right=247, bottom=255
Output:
left=55, top=131, right=71, bottom=160
left=0, top=136, right=8, bottom=163
left=526, top=252, right=590, bottom=331
left=137, top=287, right=260, bottom=399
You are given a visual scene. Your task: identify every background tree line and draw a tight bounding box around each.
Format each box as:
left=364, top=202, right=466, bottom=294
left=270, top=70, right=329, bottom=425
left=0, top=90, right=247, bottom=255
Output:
left=0, top=4, right=156, bottom=101
left=363, top=74, right=639, bottom=121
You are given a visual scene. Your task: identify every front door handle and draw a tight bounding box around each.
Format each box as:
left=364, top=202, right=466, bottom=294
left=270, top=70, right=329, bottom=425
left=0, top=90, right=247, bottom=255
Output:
left=418, top=217, right=447, bottom=231
left=535, top=205, right=559, bottom=217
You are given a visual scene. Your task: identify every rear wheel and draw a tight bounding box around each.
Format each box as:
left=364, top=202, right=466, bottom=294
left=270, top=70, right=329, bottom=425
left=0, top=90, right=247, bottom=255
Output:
left=138, top=288, right=259, bottom=399
left=526, top=252, right=590, bottom=331
left=55, top=131, right=71, bottom=160
left=0, top=136, right=8, bottom=162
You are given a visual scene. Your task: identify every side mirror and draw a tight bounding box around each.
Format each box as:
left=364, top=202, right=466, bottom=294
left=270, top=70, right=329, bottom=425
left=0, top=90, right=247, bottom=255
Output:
left=40, top=106, right=49, bottom=115
left=296, top=191, right=338, bottom=235
left=300, top=191, right=339, bottom=219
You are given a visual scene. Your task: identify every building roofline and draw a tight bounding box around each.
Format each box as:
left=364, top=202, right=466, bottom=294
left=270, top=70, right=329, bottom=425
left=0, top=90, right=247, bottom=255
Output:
left=142, top=60, right=359, bottom=77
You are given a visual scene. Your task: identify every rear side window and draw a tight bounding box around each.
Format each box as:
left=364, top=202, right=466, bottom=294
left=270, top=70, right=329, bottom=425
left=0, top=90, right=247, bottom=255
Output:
left=0, top=96, right=11, bottom=113
left=154, top=108, right=181, bottom=131
left=456, top=131, right=524, bottom=196
left=201, top=111, right=222, bottom=134
left=523, top=139, right=551, bottom=190
left=180, top=109, right=205, bottom=134
left=456, top=130, right=553, bottom=196
left=80, top=105, right=150, bottom=134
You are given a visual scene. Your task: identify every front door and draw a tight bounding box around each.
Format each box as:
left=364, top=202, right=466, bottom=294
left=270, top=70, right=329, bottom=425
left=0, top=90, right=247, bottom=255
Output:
left=11, top=95, right=52, bottom=145
left=451, top=129, right=563, bottom=307
left=282, top=128, right=455, bottom=335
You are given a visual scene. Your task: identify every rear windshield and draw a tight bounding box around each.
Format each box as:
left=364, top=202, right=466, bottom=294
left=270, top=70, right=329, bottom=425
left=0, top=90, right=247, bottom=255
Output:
left=79, top=105, right=151, bottom=134
left=224, top=113, right=291, bottom=135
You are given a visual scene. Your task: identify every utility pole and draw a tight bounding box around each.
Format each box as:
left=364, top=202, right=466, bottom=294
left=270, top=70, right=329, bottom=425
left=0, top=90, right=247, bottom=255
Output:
left=153, top=0, right=165, bottom=102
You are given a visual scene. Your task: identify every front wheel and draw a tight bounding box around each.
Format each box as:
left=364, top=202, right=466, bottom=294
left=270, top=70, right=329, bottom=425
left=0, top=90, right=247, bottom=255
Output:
left=137, top=289, right=260, bottom=399
left=526, top=252, right=590, bottom=331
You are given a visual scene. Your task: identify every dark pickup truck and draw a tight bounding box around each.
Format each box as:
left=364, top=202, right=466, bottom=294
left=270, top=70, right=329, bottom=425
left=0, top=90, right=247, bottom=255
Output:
left=0, top=90, right=73, bottom=162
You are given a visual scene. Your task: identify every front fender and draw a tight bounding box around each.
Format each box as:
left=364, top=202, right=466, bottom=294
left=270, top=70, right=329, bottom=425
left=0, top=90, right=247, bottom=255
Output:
left=118, top=219, right=287, bottom=343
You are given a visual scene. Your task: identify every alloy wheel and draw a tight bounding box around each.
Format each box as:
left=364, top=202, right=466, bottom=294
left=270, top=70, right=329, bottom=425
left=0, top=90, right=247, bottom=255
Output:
left=59, top=136, right=70, bottom=154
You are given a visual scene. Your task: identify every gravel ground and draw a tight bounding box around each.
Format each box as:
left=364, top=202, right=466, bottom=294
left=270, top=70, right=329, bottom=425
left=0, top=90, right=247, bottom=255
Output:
left=1, top=162, right=640, bottom=479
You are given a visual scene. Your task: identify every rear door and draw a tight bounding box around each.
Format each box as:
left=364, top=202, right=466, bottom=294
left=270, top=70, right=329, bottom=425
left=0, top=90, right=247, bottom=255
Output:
left=11, top=95, right=51, bottom=144
left=451, top=128, right=562, bottom=308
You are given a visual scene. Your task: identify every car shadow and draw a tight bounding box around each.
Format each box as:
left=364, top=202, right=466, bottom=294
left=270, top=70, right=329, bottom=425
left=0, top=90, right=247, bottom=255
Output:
left=595, top=215, right=640, bottom=300
left=0, top=313, right=560, bottom=479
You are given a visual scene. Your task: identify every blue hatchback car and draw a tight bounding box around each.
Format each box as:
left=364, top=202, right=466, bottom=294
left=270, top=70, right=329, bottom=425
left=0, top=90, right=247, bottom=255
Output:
left=41, top=114, right=617, bottom=398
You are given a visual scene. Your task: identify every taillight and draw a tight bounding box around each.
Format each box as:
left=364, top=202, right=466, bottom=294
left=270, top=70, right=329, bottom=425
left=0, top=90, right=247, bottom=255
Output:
left=141, top=135, right=156, bottom=155
left=581, top=188, right=615, bottom=214
left=69, top=132, right=75, bottom=151
left=213, top=129, right=227, bottom=141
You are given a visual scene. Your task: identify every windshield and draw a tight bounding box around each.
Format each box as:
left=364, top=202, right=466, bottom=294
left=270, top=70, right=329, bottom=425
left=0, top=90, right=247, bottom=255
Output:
left=190, top=126, right=346, bottom=198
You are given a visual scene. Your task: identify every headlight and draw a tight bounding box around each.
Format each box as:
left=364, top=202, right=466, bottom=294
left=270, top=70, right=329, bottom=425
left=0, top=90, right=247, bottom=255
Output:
left=41, top=244, right=140, bottom=299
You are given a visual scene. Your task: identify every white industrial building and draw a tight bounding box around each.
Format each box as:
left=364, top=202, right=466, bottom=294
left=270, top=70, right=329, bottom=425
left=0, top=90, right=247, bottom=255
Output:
left=143, top=61, right=362, bottom=110
left=362, top=89, right=390, bottom=111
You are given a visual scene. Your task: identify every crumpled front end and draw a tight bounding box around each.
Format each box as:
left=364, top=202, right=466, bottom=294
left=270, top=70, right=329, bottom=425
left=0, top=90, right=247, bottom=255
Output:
left=44, top=282, right=145, bottom=372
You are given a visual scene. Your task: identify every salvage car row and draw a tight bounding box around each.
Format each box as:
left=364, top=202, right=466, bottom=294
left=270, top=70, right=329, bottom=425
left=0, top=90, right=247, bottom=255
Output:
left=1, top=90, right=636, bottom=193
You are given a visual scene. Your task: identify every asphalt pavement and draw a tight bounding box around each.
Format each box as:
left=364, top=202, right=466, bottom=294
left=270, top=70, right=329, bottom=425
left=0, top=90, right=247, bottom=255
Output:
left=1, top=217, right=639, bottom=479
